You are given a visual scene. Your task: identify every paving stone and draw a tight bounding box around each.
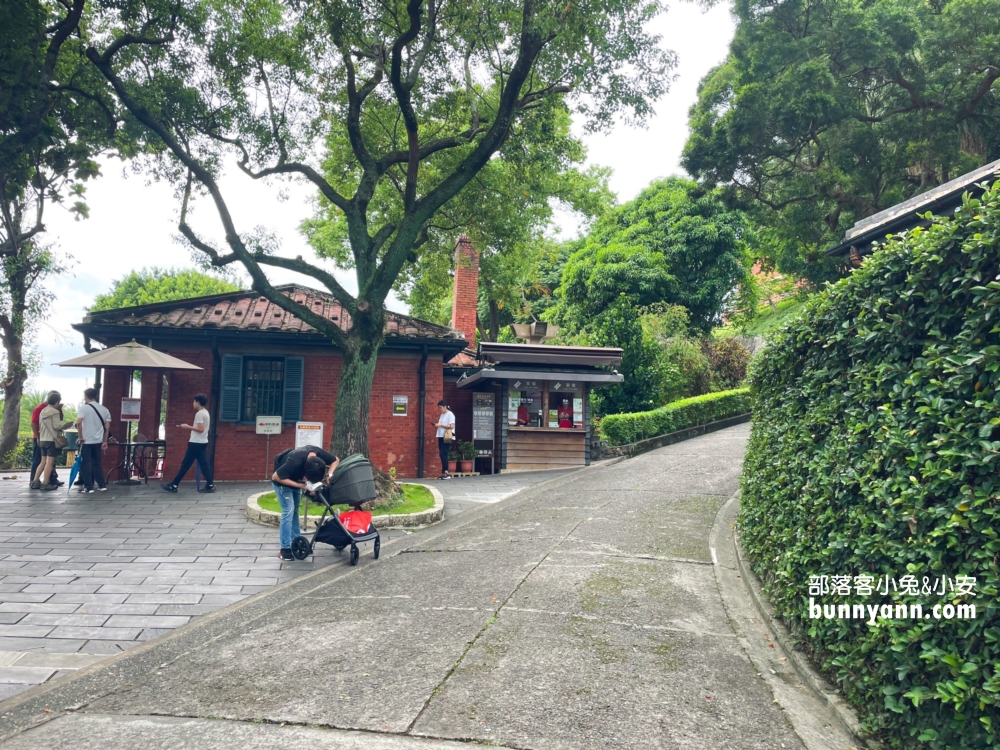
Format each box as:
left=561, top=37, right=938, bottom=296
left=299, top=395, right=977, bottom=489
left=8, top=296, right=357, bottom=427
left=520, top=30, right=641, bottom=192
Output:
left=72, top=604, right=160, bottom=616
left=13, top=652, right=106, bottom=669
left=48, top=626, right=142, bottom=641
left=105, top=615, right=190, bottom=628
left=123, top=593, right=203, bottom=604
left=0, top=683, right=33, bottom=700
left=0, top=602, right=81, bottom=614
left=49, top=593, right=129, bottom=604
left=21, top=614, right=110, bottom=627
left=0, top=613, right=26, bottom=624
left=0, top=666, right=57, bottom=683
left=0, top=624, right=54, bottom=637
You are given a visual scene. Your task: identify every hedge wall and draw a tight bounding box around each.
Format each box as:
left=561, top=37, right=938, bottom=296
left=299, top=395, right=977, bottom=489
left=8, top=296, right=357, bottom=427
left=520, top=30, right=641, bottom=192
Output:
left=741, top=184, right=1000, bottom=748
left=601, top=387, right=750, bottom=446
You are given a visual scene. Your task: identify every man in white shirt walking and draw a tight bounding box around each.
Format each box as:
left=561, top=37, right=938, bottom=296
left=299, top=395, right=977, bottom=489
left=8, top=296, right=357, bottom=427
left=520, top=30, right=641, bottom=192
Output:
left=161, top=393, right=215, bottom=493
left=75, top=388, right=111, bottom=493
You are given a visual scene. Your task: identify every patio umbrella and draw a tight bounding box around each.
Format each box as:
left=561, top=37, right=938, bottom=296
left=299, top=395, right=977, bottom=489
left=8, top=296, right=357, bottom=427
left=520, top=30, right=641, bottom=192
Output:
left=55, top=340, right=202, bottom=485
left=54, top=339, right=203, bottom=370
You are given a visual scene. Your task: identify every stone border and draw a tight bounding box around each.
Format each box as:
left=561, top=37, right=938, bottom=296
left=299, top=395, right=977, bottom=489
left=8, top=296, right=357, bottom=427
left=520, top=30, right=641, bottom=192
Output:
left=245, top=484, right=444, bottom=530
left=711, top=490, right=869, bottom=748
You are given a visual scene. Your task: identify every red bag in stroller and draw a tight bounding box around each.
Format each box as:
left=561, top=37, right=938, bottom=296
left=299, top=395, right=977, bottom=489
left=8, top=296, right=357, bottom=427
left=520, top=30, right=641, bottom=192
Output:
left=339, top=510, right=372, bottom=534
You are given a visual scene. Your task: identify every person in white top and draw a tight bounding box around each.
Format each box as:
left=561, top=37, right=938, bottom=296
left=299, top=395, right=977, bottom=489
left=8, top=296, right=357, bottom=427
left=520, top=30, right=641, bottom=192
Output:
left=433, top=399, right=456, bottom=479
left=161, top=393, right=215, bottom=493
left=75, top=388, right=112, bottom=493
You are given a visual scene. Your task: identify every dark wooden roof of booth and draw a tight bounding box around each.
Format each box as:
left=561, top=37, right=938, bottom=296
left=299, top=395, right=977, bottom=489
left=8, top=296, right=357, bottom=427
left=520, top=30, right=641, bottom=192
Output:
left=77, top=285, right=463, bottom=343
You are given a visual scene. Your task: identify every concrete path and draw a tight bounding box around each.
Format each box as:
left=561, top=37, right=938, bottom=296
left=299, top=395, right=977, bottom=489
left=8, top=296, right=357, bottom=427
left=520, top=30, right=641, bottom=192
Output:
left=0, top=425, right=852, bottom=749
left=0, top=470, right=573, bottom=700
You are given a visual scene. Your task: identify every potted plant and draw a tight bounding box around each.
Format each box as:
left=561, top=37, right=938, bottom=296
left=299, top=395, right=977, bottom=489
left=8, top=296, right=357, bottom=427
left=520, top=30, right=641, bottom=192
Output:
left=457, top=440, right=476, bottom=473
left=447, top=443, right=458, bottom=474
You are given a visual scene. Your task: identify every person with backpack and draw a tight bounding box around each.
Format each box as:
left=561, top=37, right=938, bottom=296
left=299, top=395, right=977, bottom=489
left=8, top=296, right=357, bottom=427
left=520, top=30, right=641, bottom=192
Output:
left=75, top=388, right=112, bottom=493
left=271, top=445, right=339, bottom=560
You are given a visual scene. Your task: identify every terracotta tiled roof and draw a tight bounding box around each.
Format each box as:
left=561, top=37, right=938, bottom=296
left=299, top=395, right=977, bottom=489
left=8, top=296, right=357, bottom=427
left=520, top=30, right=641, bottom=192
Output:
left=81, top=285, right=463, bottom=342
left=447, top=349, right=479, bottom=368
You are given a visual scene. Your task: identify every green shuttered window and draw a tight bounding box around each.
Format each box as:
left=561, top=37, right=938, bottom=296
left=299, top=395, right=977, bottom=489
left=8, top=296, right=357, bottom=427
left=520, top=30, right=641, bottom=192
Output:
left=219, top=354, right=304, bottom=423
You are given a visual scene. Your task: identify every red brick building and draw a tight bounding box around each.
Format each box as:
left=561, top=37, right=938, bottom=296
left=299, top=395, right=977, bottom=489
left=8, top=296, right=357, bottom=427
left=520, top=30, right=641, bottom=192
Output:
left=74, top=237, right=621, bottom=481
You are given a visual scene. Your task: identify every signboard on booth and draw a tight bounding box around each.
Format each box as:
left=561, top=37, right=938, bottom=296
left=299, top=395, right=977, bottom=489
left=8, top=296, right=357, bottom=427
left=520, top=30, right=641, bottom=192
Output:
left=256, top=416, right=281, bottom=435
left=295, top=421, right=324, bottom=448
left=472, top=392, right=494, bottom=440
left=392, top=395, right=408, bottom=416
left=121, top=397, right=141, bottom=421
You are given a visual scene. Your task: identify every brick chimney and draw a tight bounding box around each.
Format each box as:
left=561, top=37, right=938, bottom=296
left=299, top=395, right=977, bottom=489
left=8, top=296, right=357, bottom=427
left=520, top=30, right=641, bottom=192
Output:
left=450, top=235, right=480, bottom=347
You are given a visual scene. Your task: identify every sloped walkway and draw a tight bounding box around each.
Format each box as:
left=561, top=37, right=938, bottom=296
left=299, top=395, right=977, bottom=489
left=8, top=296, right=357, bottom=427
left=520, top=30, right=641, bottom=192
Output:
left=0, top=425, right=849, bottom=749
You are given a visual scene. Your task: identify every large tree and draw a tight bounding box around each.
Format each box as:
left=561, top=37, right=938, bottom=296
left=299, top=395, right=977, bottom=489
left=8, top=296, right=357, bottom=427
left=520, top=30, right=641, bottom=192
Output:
left=91, top=268, right=241, bottom=311
left=683, top=0, right=1000, bottom=284
left=548, top=177, right=753, bottom=334
left=0, top=0, right=121, bottom=467
left=385, top=103, right=613, bottom=341
left=85, top=0, right=672, bottom=457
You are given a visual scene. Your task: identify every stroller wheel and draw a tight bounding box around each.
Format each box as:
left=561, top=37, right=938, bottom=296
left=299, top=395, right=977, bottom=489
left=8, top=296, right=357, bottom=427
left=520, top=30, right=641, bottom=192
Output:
left=290, top=536, right=312, bottom=560
left=373, top=535, right=380, bottom=560
left=349, top=545, right=359, bottom=566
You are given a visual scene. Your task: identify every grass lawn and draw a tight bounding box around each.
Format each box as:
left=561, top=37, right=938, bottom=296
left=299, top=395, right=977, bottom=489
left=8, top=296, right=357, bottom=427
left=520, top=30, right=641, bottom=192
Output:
left=256, top=483, right=435, bottom=517
left=715, top=295, right=809, bottom=339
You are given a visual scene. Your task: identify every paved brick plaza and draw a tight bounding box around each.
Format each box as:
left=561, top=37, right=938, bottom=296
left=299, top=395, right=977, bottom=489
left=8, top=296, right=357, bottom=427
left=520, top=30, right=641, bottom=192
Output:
left=0, top=469, right=571, bottom=700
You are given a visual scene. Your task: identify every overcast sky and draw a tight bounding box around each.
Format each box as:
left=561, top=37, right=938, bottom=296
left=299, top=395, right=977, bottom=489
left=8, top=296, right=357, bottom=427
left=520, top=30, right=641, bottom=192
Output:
left=33, top=1, right=736, bottom=399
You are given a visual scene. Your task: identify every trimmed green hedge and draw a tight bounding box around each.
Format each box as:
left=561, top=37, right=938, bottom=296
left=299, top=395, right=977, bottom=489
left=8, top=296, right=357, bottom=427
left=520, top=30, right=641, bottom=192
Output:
left=741, top=184, right=1000, bottom=748
left=601, top=388, right=750, bottom=446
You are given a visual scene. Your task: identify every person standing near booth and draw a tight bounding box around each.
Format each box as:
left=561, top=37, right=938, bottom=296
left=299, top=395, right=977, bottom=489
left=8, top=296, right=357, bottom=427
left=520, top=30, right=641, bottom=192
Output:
left=76, top=388, right=111, bottom=493
left=161, top=393, right=215, bottom=493
left=433, top=399, right=456, bottom=480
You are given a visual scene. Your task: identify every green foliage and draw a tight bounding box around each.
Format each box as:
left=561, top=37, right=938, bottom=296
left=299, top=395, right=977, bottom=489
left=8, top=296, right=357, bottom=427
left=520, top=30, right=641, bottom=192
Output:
left=740, top=183, right=1000, bottom=748
left=600, top=388, right=751, bottom=446
left=702, top=338, right=751, bottom=391
left=683, top=0, right=1000, bottom=285
left=550, top=177, right=753, bottom=334
left=454, top=440, right=477, bottom=461
left=90, top=269, right=241, bottom=311
left=586, top=295, right=663, bottom=417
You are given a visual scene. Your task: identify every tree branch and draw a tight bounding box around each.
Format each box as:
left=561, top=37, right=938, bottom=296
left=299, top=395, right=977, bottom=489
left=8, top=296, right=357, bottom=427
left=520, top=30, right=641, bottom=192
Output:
left=959, top=66, right=1000, bottom=120
left=252, top=254, right=356, bottom=309
left=389, top=0, right=424, bottom=212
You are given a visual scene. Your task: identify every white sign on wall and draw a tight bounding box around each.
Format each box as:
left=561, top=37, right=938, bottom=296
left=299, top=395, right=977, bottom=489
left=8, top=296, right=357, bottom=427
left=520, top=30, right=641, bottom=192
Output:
left=121, top=397, right=141, bottom=421
left=255, top=416, right=282, bottom=435
left=295, top=421, right=324, bottom=449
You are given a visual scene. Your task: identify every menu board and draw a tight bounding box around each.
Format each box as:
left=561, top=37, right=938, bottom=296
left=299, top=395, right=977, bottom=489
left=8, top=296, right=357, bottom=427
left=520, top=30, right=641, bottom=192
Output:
left=473, top=392, right=494, bottom=440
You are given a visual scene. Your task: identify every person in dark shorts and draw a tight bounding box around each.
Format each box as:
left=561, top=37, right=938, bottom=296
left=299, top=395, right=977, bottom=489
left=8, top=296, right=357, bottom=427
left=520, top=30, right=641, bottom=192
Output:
left=32, top=392, right=74, bottom=491
left=271, top=445, right=339, bottom=560
left=29, top=392, right=62, bottom=488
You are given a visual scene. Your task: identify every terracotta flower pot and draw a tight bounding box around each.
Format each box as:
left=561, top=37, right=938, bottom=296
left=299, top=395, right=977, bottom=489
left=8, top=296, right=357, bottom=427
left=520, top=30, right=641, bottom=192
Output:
left=459, top=460, right=474, bottom=473
left=448, top=460, right=458, bottom=474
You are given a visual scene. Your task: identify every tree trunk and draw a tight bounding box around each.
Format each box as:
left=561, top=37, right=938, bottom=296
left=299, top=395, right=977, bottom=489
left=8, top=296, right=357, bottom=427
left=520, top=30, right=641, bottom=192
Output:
left=331, top=344, right=378, bottom=459
left=0, top=339, right=26, bottom=470
left=488, top=299, right=501, bottom=343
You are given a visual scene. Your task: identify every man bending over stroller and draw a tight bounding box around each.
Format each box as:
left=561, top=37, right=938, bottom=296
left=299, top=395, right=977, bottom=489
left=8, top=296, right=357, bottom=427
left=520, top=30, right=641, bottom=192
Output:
left=271, top=445, right=340, bottom=561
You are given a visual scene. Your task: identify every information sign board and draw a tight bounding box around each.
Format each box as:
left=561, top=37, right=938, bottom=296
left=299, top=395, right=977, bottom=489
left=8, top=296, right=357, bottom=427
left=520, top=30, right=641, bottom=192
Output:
left=295, top=421, right=324, bottom=449
left=255, top=416, right=281, bottom=435
left=121, top=397, right=141, bottom=421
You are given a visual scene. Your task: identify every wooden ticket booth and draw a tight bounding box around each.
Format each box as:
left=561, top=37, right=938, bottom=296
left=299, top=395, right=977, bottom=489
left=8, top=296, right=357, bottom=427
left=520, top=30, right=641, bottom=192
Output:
left=454, top=343, right=623, bottom=472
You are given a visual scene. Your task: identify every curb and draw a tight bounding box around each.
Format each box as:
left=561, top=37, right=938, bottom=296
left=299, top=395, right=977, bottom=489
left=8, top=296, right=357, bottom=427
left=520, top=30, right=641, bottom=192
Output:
left=733, top=527, right=870, bottom=747
left=244, top=484, right=445, bottom=529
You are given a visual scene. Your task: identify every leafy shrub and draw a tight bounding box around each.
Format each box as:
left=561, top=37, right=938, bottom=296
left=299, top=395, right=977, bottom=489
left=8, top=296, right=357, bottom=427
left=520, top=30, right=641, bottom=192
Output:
left=658, top=337, right=713, bottom=403
left=601, top=388, right=750, bottom=445
left=741, top=184, right=1000, bottom=749
left=589, top=295, right=663, bottom=416
left=3, top=435, right=34, bottom=469
left=702, top=337, right=751, bottom=390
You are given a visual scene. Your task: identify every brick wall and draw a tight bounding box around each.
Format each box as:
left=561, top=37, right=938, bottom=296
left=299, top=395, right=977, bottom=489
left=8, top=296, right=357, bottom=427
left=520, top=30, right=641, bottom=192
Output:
left=450, top=236, right=480, bottom=347
left=160, top=346, right=445, bottom=481
left=443, top=377, right=473, bottom=444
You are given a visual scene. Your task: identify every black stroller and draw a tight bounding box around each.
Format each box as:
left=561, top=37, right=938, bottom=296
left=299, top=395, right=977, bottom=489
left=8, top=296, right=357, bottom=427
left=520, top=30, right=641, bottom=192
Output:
left=289, top=454, right=381, bottom=566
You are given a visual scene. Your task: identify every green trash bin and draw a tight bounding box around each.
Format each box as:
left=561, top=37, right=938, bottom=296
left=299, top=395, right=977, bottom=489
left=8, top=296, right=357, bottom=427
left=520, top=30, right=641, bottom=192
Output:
left=64, top=429, right=79, bottom=451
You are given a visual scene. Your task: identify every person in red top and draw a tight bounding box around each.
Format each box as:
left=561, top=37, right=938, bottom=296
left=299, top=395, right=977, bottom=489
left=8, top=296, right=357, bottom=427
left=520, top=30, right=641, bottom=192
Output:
left=557, top=397, right=574, bottom=429
left=29, top=393, right=62, bottom=488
